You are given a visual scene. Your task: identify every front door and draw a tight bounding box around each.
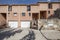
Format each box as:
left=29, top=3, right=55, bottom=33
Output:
left=40, top=11, right=47, bottom=19
left=32, top=13, right=39, bottom=20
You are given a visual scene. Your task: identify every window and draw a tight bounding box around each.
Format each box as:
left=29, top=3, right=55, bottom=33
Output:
left=14, top=13, right=17, bottom=16
left=48, top=3, right=52, bottom=9
left=22, top=12, right=25, bottom=16
left=48, top=11, right=50, bottom=14
left=8, top=6, right=12, bottom=11
left=27, top=5, right=31, bottom=11
left=29, top=13, right=31, bottom=16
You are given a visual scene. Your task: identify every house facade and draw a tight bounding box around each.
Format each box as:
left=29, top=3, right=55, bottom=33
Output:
left=0, top=2, right=60, bottom=28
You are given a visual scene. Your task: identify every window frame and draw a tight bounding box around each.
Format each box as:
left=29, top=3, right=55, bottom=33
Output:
left=22, top=12, right=25, bottom=16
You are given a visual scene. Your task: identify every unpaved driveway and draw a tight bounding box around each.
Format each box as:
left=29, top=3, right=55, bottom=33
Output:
left=41, top=30, right=60, bottom=40
left=0, top=28, right=60, bottom=40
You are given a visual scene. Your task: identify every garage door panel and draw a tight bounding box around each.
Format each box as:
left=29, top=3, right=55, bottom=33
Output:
left=8, top=21, right=18, bottom=28
left=21, top=21, right=30, bottom=28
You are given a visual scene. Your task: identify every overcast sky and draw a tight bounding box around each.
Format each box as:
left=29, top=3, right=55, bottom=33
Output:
left=0, top=0, right=59, bottom=4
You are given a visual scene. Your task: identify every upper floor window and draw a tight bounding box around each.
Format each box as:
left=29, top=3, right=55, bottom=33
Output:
left=27, top=5, right=31, bottom=11
left=22, top=12, right=25, bottom=16
left=48, top=3, right=52, bottom=9
left=8, top=6, right=12, bottom=11
left=14, top=13, right=17, bottom=16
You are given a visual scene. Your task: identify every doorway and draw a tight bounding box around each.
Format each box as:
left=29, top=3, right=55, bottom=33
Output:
left=32, top=13, right=39, bottom=20
left=31, top=13, right=39, bottom=29
left=40, top=11, right=47, bottom=19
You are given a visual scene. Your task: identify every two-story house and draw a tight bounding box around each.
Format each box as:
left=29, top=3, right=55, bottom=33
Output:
left=0, top=1, right=60, bottom=28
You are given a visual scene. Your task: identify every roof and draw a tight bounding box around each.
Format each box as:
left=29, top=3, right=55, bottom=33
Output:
left=0, top=4, right=39, bottom=6
left=39, top=0, right=59, bottom=2
left=0, top=0, right=59, bottom=5
left=38, top=1, right=60, bottom=3
left=0, top=0, right=39, bottom=4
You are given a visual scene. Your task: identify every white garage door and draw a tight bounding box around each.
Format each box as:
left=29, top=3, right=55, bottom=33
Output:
left=21, top=21, right=30, bottom=28
left=8, top=21, right=18, bottom=28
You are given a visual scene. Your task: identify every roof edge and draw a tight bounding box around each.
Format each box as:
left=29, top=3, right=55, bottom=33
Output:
left=0, top=3, right=38, bottom=6
left=0, top=1, right=60, bottom=6
left=37, top=1, right=60, bottom=3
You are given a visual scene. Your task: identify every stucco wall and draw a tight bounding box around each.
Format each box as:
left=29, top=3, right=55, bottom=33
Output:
left=12, top=6, right=20, bottom=13
left=0, top=6, right=8, bottom=13
left=8, top=12, right=19, bottom=20
left=31, top=6, right=39, bottom=13
left=9, top=5, right=32, bottom=21
left=52, top=3, right=59, bottom=10
left=19, top=6, right=32, bottom=21
left=38, top=3, right=48, bottom=10
left=8, top=6, right=20, bottom=20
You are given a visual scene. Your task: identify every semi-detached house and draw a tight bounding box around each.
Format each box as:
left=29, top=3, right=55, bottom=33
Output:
left=0, top=1, right=60, bottom=28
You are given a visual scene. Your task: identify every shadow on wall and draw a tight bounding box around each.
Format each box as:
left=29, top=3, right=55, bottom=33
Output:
left=48, top=8, right=60, bottom=19
left=1, top=13, right=6, bottom=19
left=0, top=23, right=7, bottom=29
left=20, top=30, right=35, bottom=40
left=0, top=13, right=7, bottom=29
left=0, top=29, right=22, bottom=40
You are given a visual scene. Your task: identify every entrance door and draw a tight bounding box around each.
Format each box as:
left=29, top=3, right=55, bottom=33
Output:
left=32, top=13, right=39, bottom=20
left=40, top=11, right=47, bottom=19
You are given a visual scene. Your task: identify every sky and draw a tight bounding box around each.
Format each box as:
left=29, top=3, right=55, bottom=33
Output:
left=0, top=0, right=59, bottom=4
